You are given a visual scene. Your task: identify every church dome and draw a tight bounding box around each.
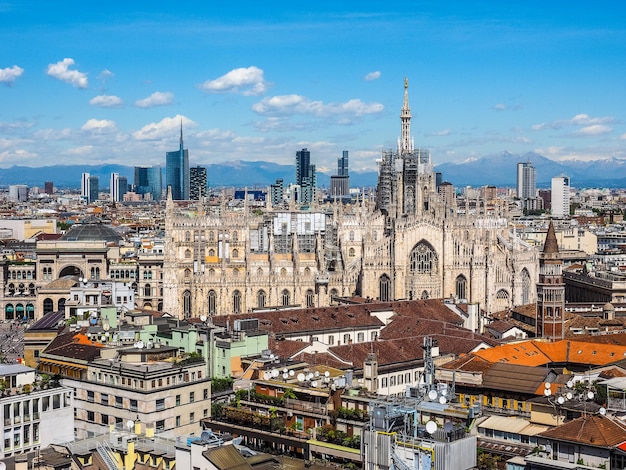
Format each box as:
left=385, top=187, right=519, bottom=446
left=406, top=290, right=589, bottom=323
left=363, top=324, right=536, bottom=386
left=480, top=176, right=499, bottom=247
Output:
left=60, top=221, right=123, bottom=244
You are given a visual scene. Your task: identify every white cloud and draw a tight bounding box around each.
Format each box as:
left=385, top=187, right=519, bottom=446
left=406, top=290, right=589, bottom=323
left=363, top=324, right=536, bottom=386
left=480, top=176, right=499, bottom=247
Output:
left=532, top=113, right=614, bottom=131
left=46, top=58, right=88, bottom=88
left=132, top=115, right=196, bottom=141
left=365, top=71, right=381, bottom=81
left=252, top=94, right=384, bottom=118
left=98, top=69, right=114, bottom=80
left=428, top=129, right=452, bottom=137
left=0, top=65, right=24, bottom=85
left=81, top=119, right=117, bottom=134
left=67, top=145, right=94, bottom=155
left=574, top=124, right=612, bottom=136
left=199, top=66, right=267, bottom=96
left=620, top=133, right=626, bottom=140
left=493, top=103, right=507, bottom=111
left=135, top=91, right=174, bottom=108
left=89, top=95, right=124, bottom=108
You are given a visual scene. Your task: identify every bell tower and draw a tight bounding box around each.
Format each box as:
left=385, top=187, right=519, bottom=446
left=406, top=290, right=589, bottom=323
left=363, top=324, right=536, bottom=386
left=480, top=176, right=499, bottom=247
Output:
left=536, top=220, right=565, bottom=339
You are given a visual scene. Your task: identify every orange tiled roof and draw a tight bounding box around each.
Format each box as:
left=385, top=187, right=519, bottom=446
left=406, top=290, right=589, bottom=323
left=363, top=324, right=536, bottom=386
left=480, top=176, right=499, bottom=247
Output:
left=538, top=415, right=626, bottom=447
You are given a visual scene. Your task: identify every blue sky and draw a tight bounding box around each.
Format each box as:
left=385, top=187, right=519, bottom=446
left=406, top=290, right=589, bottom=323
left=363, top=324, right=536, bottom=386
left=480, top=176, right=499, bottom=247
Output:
left=1, top=1, right=625, bottom=174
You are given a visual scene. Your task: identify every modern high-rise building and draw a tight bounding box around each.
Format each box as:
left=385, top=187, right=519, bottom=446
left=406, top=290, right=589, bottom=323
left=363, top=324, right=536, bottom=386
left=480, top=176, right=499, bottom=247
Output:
left=517, top=161, right=536, bottom=199
left=81, top=173, right=99, bottom=203
left=189, top=166, right=207, bottom=200
left=330, top=150, right=350, bottom=201
left=270, top=178, right=284, bottom=206
left=134, top=165, right=162, bottom=202
left=109, top=173, right=127, bottom=202
left=551, top=175, right=571, bottom=218
left=8, top=185, right=28, bottom=202
left=295, top=148, right=316, bottom=204
left=166, top=123, right=189, bottom=200
left=44, top=181, right=53, bottom=195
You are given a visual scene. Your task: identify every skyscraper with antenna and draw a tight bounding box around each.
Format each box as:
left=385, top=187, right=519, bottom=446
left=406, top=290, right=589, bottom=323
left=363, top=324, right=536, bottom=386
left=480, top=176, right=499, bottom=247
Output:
left=166, top=121, right=189, bottom=200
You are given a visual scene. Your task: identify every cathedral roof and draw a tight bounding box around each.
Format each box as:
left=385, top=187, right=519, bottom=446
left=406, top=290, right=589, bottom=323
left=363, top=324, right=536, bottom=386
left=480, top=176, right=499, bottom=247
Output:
left=542, top=219, right=559, bottom=254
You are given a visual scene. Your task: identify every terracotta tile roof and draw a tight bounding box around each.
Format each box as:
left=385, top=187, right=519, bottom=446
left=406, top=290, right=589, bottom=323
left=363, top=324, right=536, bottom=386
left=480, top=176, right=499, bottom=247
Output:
left=481, top=363, right=555, bottom=395
left=599, top=367, right=626, bottom=379
left=439, top=354, right=492, bottom=373
left=268, top=339, right=308, bottom=359
left=486, top=320, right=519, bottom=334
left=538, top=415, right=626, bottom=447
left=41, top=330, right=103, bottom=362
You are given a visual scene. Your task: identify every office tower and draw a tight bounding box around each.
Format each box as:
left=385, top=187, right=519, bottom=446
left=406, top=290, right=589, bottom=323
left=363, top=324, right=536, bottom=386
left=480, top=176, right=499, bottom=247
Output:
left=189, top=166, right=208, bottom=200
left=330, top=150, right=350, bottom=201
left=517, top=161, right=536, bottom=199
left=110, top=173, right=128, bottom=202
left=295, top=148, right=316, bottom=204
left=438, top=181, right=455, bottom=207
left=435, top=172, right=443, bottom=191
left=44, top=181, right=53, bottom=195
left=166, top=122, right=189, bottom=200
left=134, top=165, right=162, bottom=202
left=8, top=185, right=29, bottom=202
left=270, top=178, right=284, bottom=206
left=89, top=176, right=99, bottom=203
left=551, top=175, right=570, bottom=218
left=81, top=173, right=90, bottom=202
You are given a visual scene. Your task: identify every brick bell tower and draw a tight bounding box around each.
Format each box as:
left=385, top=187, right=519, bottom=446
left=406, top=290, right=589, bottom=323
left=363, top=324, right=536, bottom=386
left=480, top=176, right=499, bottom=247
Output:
left=536, top=220, right=565, bottom=339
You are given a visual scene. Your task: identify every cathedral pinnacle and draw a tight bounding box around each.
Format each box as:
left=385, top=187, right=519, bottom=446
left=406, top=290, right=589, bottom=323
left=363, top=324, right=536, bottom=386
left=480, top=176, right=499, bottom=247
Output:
left=399, top=77, right=413, bottom=155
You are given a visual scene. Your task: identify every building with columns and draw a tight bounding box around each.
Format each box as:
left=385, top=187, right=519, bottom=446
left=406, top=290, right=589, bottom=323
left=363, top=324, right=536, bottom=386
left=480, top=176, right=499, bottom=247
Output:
left=162, top=79, right=539, bottom=319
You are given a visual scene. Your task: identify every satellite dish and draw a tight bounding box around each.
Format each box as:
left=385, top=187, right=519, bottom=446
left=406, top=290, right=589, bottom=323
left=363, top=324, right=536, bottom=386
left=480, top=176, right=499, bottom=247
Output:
left=438, top=396, right=447, bottom=405
left=136, top=340, right=144, bottom=349
left=283, top=368, right=288, bottom=373
left=587, top=391, right=595, bottom=400
left=566, top=392, right=573, bottom=400
left=103, top=322, right=110, bottom=331
left=425, top=421, right=437, bottom=434
left=289, top=370, right=295, bottom=377
left=282, top=373, right=289, bottom=380
left=263, top=371, right=270, bottom=381
left=557, top=396, right=565, bottom=405
left=600, top=407, right=607, bottom=415
left=324, top=371, right=330, bottom=377
left=311, top=380, right=318, bottom=388
left=297, top=373, right=305, bottom=382
left=314, top=371, right=320, bottom=377
left=428, top=390, right=438, bottom=401
left=307, top=373, right=314, bottom=380
left=544, top=382, right=551, bottom=389
left=200, top=315, right=207, bottom=322
left=126, top=420, right=134, bottom=431
left=271, top=368, right=279, bottom=378
left=544, top=388, right=552, bottom=396
left=567, top=380, right=574, bottom=388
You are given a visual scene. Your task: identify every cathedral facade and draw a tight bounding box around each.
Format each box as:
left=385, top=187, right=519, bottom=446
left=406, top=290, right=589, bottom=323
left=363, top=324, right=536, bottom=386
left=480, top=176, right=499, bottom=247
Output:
left=162, top=80, right=539, bottom=319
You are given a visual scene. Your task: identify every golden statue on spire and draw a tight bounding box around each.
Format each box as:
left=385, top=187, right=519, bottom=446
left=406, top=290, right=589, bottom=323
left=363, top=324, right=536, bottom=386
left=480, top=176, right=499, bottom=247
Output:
left=404, top=77, right=408, bottom=89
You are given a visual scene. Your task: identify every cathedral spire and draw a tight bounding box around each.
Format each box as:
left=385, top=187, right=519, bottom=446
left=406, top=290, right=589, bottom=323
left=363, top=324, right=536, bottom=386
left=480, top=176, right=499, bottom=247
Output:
left=399, top=77, right=413, bottom=155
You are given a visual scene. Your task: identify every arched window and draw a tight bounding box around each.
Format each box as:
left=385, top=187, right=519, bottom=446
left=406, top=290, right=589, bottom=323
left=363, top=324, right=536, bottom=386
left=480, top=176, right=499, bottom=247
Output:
left=184, top=249, right=192, bottom=259
left=409, top=241, right=438, bottom=274
left=8, top=284, right=15, bottom=295
left=421, top=290, right=429, bottom=300
left=58, top=298, right=65, bottom=311
left=232, top=249, right=239, bottom=258
left=495, top=289, right=509, bottom=308
left=208, top=268, right=215, bottom=277
left=349, top=230, right=355, bottom=241
left=185, top=231, right=191, bottom=242
left=455, top=275, right=467, bottom=301
left=349, top=248, right=355, bottom=257
left=257, top=290, right=266, bottom=309
left=208, top=231, right=215, bottom=242
left=257, top=267, right=263, bottom=276
left=208, top=290, right=216, bottom=315
left=281, top=289, right=290, bottom=306
left=232, top=231, right=238, bottom=242
left=521, top=269, right=531, bottom=305
left=144, top=284, right=151, bottom=297
left=330, top=288, right=338, bottom=298
left=26, top=304, right=34, bottom=320
left=209, top=249, right=216, bottom=257
left=184, top=269, right=191, bottom=278
left=306, top=289, right=315, bottom=308
left=5, top=304, right=14, bottom=320
left=232, top=290, right=242, bottom=314
left=43, top=298, right=54, bottom=314
left=280, top=268, right=287, bottom=277
left=304, top=267, right=311, bottom=276
left=29, top=283, right=35, bottom=296
left=232, top=268, right=239, bottom=277
left=373, top=231, right=378, bottom=241
left=379, top=274, right=391, bottom=302
left=183, top=290, right=192, bottom=318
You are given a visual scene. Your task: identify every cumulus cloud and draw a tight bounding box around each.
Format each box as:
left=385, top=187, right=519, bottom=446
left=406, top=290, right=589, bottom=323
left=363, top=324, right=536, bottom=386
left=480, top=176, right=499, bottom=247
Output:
left=199, top=66, right=267, bottom=96
left=532, top=113, right=614, bottom=131
left=89, top=95, right=124, bottom=108
left=427, top=129, right=452, bottom=137
left=574, top=124, right=612, bottom=136
left=0, top=65, right=24, bottom=85
left=81, top=119, right=117, bottom=134
left=132, top=115, right=196, bottom=141
left=46, top=58, right=88, bottom=88
left=364, top=71, right=381, bottom=81
left=252, top=94, right=384, bottom=118
left=135, top=91, right=174, bottom=108
left=98, top=69, right=114, bottom=80
left=493, top=103, right=507, bottom=111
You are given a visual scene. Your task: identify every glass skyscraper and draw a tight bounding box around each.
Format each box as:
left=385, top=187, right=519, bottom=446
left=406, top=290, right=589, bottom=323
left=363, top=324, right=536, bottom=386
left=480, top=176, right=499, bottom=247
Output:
left=135, top=165, right=162, bottom=202
left=189, top=166, right=207, bottom=200
left=166, top=123, right=189, bottom=200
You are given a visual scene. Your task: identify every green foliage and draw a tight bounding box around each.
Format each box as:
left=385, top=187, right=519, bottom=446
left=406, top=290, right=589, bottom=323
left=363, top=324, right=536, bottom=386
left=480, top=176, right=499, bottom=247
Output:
left=330, top=407, right=368, bottom=421
left=283, top=388, right=297, bottom=400
left=315, top=427, right=361, bottom=449
left=235, top=388, right=284, bottom=406
left=211, top=402, right=224, bottom=419
left=211, top=377, right=234, bottom=393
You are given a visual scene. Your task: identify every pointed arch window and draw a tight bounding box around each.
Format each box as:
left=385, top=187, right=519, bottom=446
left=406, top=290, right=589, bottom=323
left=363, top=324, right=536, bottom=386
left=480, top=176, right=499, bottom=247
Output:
left=455, top=275, right=467, bottom=301
left=409, top=241, right=438, bottom=274
left=281, top=289, right=290, bottom=306
left=306, top=289, right=315, bottom=308
left=185, top=231, right=191, bottom=242
left=257, top=290, right=266, bottom=309
left=521, top=269, right=531, bottom=305
left=184, top=249, right=192, bottom=259
left=379, top=274, right=391, bottom=302
left=208, top=290, right=216, bottom=315
left=183, top=290, right=192, bottom=318
left=232, top=290, right=242, bottom=314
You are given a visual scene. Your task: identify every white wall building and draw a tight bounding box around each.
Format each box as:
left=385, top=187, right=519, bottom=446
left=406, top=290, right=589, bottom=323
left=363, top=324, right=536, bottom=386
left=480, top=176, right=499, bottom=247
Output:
left=551, top=175, right=571, bottom=218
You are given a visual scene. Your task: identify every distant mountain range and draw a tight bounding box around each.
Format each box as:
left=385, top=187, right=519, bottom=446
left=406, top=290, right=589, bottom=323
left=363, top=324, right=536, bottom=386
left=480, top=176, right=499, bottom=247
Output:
left=2, top=152, right=626, bottom=189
